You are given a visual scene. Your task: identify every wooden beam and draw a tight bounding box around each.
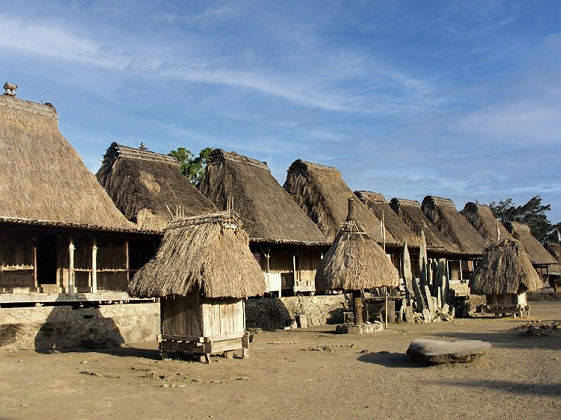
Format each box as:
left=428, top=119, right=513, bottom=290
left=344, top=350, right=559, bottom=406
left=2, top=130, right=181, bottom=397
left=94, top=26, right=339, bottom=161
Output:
left=124, top=240, right=130, bottom=282
left=92, top=240, right=98, bottom=293
left=33, top=244, right=38, bottom=290
left=68, top=238, right=75, bottom=294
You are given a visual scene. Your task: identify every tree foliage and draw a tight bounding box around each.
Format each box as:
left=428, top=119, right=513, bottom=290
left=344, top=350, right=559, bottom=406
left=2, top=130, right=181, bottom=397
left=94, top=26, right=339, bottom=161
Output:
left=489, top=195, right=555, bottom=243
left=169, top=147, right=213, bottom=185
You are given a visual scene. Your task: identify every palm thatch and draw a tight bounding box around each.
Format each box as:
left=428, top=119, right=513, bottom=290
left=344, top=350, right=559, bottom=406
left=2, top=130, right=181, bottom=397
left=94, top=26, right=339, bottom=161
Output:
left=504, top=222, right=557, bottom=265
left=461, top=202, right=513, bottom=243
left=315, top=199, right=399, bottom=292
left=545, top=243, right=561, bottom=275
left=421, top=196, right=485, bottom=256
left=355, top=191, right=420, bottom=247
left=96, top=143, right=217, bottom=231
left=128, top=212, right=266, bottom=299
left=198, top=150, right=328, bottom=245
left=284, top=160, right=396, bottom=245
left=389, top=198, right=460, bottom=254
left=0, top=95, right=134, bottom=231
left=470, top=239, right=542, bottom=295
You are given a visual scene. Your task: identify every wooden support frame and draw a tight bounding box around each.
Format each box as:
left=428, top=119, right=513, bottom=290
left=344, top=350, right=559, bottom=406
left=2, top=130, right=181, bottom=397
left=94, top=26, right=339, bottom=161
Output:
left=91, top=240, right=98, bottom=293
left=68, top=237, right=75, bottom=294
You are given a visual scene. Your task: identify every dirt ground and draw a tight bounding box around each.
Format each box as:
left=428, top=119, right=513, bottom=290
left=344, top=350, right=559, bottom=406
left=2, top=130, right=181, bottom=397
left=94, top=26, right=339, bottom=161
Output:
left=1, top=301, right=560, bottom=420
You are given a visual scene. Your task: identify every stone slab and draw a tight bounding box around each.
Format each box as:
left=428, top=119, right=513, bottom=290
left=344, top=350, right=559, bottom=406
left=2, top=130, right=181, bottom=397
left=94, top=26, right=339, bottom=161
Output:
left=406, top=339, right=491, bottom=364
left=335, top=323, right=383, bottom=334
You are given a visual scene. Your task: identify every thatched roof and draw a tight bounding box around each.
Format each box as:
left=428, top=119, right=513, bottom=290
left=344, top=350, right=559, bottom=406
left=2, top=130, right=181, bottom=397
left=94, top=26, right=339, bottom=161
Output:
left=461, top=202, right=513, bottom=243
left=504, top=222, right=557, bottom=265
left=198, top=150, right=328, bottom=245
left=389, top=198, right=460, bottom=254
left=283, top=160, right=396, bottom=245
left=421, top=196, right=485, bottom=256
left=355, top=191, right=420, bottom=248
left=469, top=239, right=542, bottom=295
left=128, top=212, right=266, bottom=299
left=96, top=143, right=217, bottom=231
left=545, top=243, right=560, bottom=275
left=0, top=95, right=135, bottom=232
left=315, top=199, right=399, bottom=292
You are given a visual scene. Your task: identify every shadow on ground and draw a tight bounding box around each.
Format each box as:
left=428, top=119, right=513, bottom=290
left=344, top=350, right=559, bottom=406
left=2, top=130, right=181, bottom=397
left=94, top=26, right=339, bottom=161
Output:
left=357, top=351, right=425, bottom=368
left=425, top=379, right=561, bottom=397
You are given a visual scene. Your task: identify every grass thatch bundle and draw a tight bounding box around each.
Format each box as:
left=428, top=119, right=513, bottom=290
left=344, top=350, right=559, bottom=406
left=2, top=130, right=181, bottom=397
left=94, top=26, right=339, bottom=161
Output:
left=97, top=143, right=217, bottom=231
left=470, top=239, right=542, bottom=295
left=389, top=198, right=460, bottom=254
left=198, top=150, right=328, bottom=245
left=129, top=212, right=265, bottom=299
left=315, top=200, right=399, bottom=292
left=462, top=202, right=513, bottom=243
left=284, top=160, right=396, bottom=245
left=505, top=222, right=557, bottom=265
left=421, top=196, right=485, bottom=256
left=355, top=191, right=420, bottom=248
left=0, top=95, right=134, bottom=231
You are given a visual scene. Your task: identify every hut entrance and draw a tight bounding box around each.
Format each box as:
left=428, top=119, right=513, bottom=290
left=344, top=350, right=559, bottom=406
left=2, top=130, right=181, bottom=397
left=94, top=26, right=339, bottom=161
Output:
left=36, top=235, right=57, bottom=285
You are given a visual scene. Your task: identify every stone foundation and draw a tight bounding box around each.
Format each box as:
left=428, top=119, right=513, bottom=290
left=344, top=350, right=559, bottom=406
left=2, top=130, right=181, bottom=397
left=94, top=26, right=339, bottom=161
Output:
left=246, top=294, right=351, bottom=330
left=0, top=302, right=159, bottom=351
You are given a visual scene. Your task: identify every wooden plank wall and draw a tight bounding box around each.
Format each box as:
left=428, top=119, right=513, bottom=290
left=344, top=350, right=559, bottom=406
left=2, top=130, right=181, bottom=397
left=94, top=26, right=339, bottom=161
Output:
left=295, top=248, right=322, bottom=289
left=201, top=298, right=244, bottom=338
left=0, top=231, right=34, bottom=288
left=161, top=294, right=202, bottom=337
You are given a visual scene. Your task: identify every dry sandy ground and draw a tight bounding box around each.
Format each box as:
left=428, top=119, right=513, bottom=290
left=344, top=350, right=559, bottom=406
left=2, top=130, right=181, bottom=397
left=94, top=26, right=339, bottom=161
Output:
left=1, top=301, right=560, bottom=420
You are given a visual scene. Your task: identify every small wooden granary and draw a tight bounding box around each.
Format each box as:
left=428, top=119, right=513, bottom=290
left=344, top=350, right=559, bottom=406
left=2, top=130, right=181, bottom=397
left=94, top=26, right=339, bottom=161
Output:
left=128, top=211, right=265, bottom=361
left=470, top=239, right=542, bottom=317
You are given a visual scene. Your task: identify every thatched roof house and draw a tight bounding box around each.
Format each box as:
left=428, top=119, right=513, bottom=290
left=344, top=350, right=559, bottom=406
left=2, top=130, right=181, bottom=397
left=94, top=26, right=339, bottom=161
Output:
left=198, top=150, right=327, bottom=245
left=315, top=199, right=399, bottom=293
left=421, top=196, right=485, bottom=256
left=0, top=95, right=134, bottom=232
left=355, top=191, right=420, bottom=248
left=470, top=239, right=542, bottom=295
left=129, top=212, right=265, bottom=299
left=504, top=222, right=557, bottom=266
left=389, top=198, right=459, bottom=254
left=461, top=202, right=513, bottom=243
left=97, top=143, right=217, bottom=231
left=284, top=160, right=396, bottom=245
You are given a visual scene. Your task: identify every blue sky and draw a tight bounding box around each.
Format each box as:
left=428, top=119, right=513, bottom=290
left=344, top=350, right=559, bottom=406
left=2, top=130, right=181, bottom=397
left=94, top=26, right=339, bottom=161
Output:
left=1, top=0, right=560, bottom=221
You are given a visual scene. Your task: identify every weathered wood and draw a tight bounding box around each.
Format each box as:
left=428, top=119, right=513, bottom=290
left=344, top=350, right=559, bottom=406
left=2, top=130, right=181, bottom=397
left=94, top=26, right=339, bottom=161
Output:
left=353, top=290, right=364, bottom=325
left=68, top=238, right=75, bottom=294
left=91, top=241, right=98, bottom=293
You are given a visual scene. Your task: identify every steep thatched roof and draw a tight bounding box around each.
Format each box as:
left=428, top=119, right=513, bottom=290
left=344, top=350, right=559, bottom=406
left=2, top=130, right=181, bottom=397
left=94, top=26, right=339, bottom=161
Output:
left=389, top=198, right=460, bottom=254
left=315, top=199, right=399, bottom=292
left=198, top=150, right=328, bottom=245
left=421, top=196, right=485, bottom=256
left=545, top=243, right=561, bottom=275
left=504, top=222, right=557, bottom=265
left=461, top=202, right=513, bottom=243
left=355, top=191, right=420, bottom=248
left=128, top=212, right=265, bottom=299
left=96, top=143, right=217, bottom=231
left=283, top=160, right=396, bottom=245
left=0, top=95, right=134, bottom=232
left=470, top=239, right=542, bottom=295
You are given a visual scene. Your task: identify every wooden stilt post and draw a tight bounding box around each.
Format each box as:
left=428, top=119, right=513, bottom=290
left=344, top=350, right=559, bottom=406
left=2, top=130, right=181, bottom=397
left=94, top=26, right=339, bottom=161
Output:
left=385, top=287, right=388, bottom=328
left=68, top=238, right=75, bottom=294
left=353, top=290, right=363, bottom=326
left=33, top=243, right=38, bottom=291
left=92, top=240, right=98, bottom=293
left=125, top=239, right=130, bottom=282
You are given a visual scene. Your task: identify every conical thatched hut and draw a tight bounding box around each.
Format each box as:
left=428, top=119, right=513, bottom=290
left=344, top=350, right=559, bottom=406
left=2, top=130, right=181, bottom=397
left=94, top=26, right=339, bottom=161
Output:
left=97, top=143, right=217, bottom=231
left=316, top=199, right=399, bottom=326
left=462, top=202, right=513, bottom=243
left=199, top=150, right=329, bottom=296
left=284, top=160, right=396, bottom=247
left=129, top=211, right=265, bottom=361
left=470, top=239, right=542, bottom=316
left=0, top=93, right=157, bottom=296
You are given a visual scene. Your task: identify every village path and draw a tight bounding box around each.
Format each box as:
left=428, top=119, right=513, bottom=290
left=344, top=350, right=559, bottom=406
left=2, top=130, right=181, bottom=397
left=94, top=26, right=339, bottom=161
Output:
left=1, top=301, right=560, bottom=419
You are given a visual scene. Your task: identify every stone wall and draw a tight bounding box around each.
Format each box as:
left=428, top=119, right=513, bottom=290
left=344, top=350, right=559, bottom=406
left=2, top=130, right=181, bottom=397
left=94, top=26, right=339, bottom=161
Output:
left=0, top=302, right=159, bottom=351
left=246, top=294, right=351, bottom=330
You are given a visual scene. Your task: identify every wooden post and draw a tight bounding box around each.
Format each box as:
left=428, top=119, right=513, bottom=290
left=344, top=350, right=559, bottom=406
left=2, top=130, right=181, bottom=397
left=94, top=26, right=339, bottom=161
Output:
left=124, top=240, right=130, bottom=282
left=68, top=238, right=75, bottom=294
left=385, top=288, right=388, bottom=328
left=353, top=290, right=363, bottom=326
left=92, top=240, right=98, bottom=294
left=459, top=260, right=464, bottom=281
left=266, top=247, right=270, bottom=273
left=292, top=254, right=297, bottom=291
left=32, top=243, right=38, bottom=291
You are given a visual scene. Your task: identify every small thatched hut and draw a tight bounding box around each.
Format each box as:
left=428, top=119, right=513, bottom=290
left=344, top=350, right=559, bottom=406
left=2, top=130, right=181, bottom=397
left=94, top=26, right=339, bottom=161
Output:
left=97, top=143, right=217, bottom=231
left=129, top=212, right=265, bottom=361
left=545, top=243, right=561, bottom=289
left=199, top=150, right=329, bottom=296
left=0, top=93, right=157, bottom=297
left=462, top=202, right=513, bottom=243
left=505, top=222, right=556, bottom=284
left=316, top=199, right=399, bottom=326
left=470, top=239, right=542, bottom=316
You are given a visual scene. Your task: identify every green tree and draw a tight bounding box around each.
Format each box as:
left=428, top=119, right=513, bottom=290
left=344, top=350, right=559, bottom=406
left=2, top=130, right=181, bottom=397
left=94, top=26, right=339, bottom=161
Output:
left=489, top=195, right=553, bottom=242
left=169, top=147, right=213, bottom=185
